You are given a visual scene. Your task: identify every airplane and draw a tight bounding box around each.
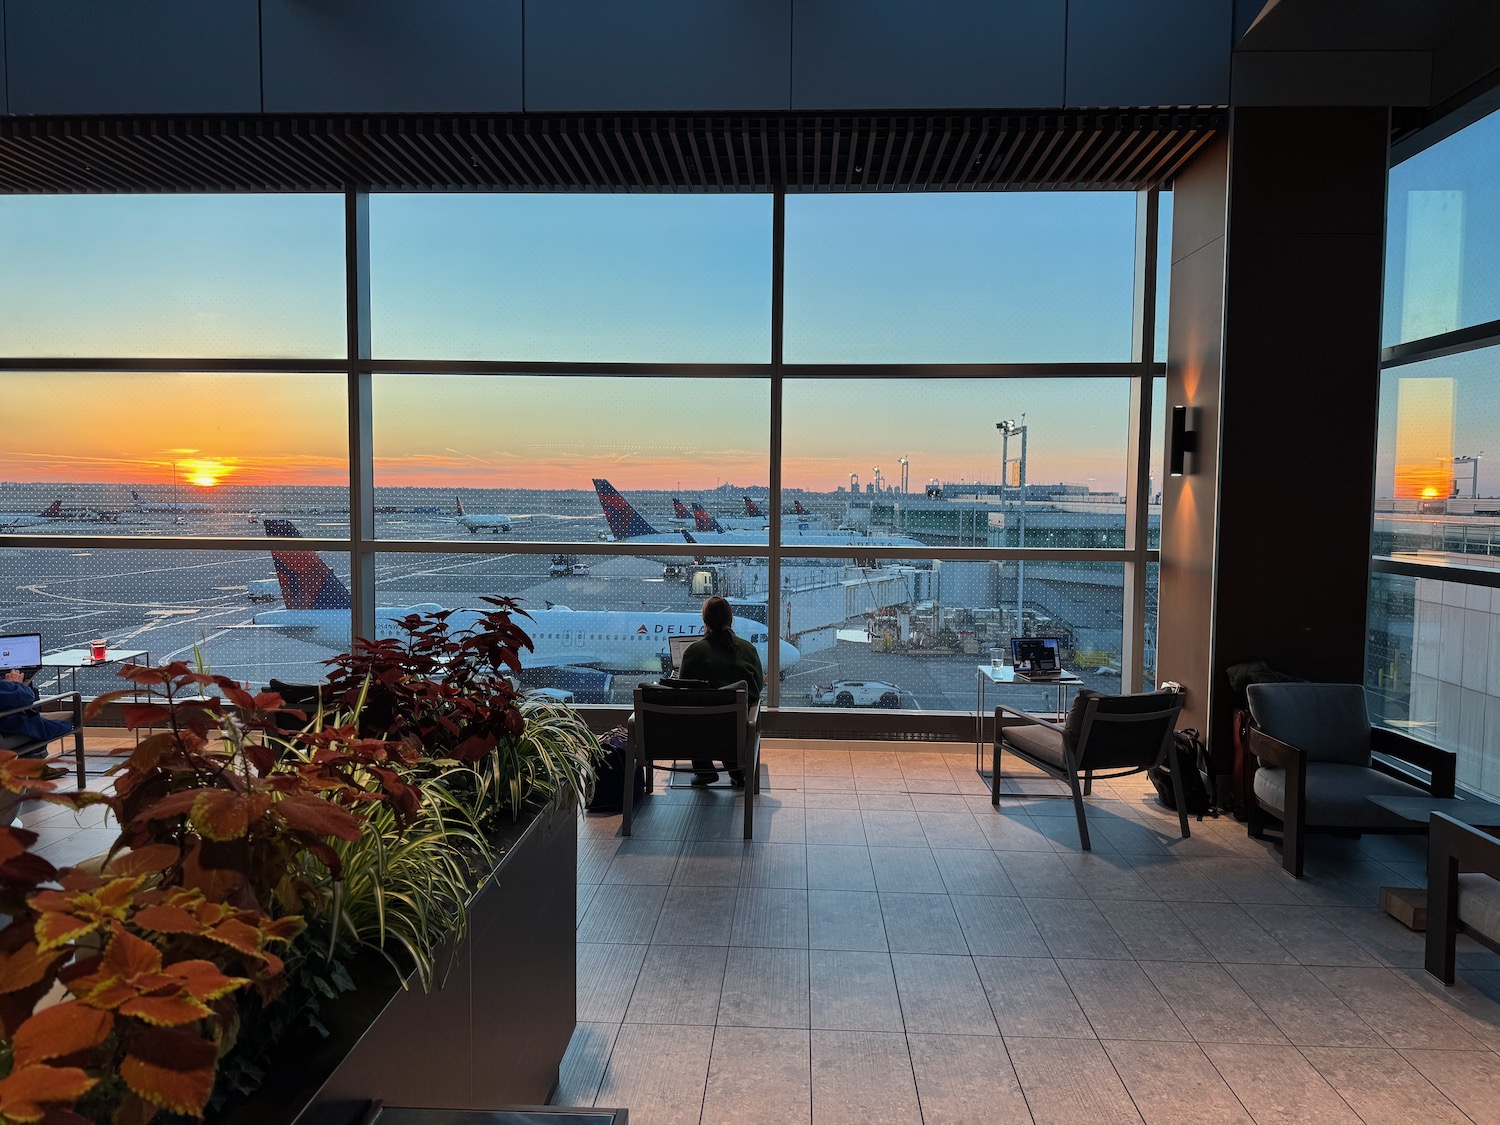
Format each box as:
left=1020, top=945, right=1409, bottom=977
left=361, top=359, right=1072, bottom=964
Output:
left=132, top=490, right=213, bottom=513
left=251, top=519, right=800, bottom=675
left=692, top=502, right=764, bottom=533
left=453, top=496, right=512, bottom=534
left=593, top=479, right=927, bottom=551
left=743, top=497, right=766, bottom=519
left=0, top=500, right=63, bottom=530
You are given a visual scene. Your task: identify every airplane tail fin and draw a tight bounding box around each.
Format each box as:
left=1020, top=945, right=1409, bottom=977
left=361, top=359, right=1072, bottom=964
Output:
left=40, top=501, right=62, bottom=518
left=592, top=479, right=658, bottom=539
left=456, top=496, right=466, bottom=516
left=672, top=498, right=691, bottom=519
left=794, top=500, right=808, bottom=516
left=131, top=490, right=143, bottom=505
left=743, top=496, right=764, bottom=518
left=691, top=504, right=726, bottom=533
left=264, top=519, right=352, bottom=610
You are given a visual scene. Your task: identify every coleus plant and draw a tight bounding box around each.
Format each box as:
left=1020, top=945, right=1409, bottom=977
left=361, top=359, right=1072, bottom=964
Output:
left=0, top=662, right=429, bottom=1123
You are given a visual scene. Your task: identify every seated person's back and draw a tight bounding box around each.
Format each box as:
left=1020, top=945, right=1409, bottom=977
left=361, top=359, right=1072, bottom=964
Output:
left=678, top=597, right=762, bottom=784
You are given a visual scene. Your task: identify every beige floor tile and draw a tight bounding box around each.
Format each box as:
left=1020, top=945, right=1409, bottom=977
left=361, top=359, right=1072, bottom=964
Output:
left=1006, top=1036, right=1143, bottom=1124
left=1199, top=1042, right=1361, bottom=1125
left=907, top=1033, right=1031, bottom=1125
left=595, top=1023, right=715, bottom=1125
left=1301, top=1045, right=1469, bottom=1125
left=811, top=1029, right=922, bottom=1125
left=702, top=1026, right=811, bottom=1125
left=1102, top=1039, right=1252, bottom=1124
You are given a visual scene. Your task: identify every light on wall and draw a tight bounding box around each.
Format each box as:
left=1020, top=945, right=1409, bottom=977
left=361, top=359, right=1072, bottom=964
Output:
left=1169, top=405, right=1199, bottom=477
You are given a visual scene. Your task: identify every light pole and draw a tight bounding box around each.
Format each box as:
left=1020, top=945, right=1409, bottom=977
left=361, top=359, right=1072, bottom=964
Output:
left=997, top=417, right=1029, bottom=634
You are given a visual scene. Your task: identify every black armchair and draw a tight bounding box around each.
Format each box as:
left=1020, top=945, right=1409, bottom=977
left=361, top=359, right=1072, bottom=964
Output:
left=1245, top=682, right=1456, bottom=877
left=0, top=689, right=85, bottom=787
left=991, top=688, right=1187, bottom=850
left=625, top=681, right=760, bottom=839
left=1426, top=812, right=1500, bottom=984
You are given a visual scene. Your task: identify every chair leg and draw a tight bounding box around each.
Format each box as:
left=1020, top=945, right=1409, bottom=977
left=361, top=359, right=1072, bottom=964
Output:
left=1282, top=814, right=1303, bottom=878
left=1426, top=853, right=1459, bottom=984
left=1068, top=772, right=1091, bottom=850
left=621, top=741, right=637, bottom=838
left=743, top=783, right=754, bottom=840
left=72, top=726, right=86, bottom=790
left=1083, top=770, right=1092, bottom=796
left=991, top=739, right=1002, bottom=806
left=1166, top=742, right=1191, bottom=840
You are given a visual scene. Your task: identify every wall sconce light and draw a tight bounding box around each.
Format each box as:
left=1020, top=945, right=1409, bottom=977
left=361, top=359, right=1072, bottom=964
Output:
left=1169, top=405, right=1199, bottom=477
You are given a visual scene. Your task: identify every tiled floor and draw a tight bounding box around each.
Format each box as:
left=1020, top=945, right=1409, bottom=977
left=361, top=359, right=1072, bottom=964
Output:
left=556, top=743, right=1500, bottom=1124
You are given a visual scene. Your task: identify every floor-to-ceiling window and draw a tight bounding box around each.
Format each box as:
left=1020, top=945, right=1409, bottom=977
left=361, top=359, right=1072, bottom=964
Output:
left=1367, top=105, right=1500, bottom=795
left=0, top=187, right=1166, bottom=717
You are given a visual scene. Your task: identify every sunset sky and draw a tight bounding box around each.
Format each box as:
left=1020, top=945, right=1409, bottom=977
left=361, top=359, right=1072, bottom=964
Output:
left=0, top=191, right=1157, bottom=493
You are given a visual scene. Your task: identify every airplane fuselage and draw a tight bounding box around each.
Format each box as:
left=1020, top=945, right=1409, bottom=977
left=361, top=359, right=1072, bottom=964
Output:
left=254, top=605, right=799, bottom=674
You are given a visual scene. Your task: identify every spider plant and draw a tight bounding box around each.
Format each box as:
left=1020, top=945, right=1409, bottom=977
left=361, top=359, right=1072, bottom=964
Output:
left=324, top=762, right=492, bottom=992
left=483, top=692, right=604, bottom=821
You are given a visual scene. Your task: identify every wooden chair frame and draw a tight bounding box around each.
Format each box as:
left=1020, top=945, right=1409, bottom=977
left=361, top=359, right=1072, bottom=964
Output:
left=1426, top=812, right=1500, bottom=984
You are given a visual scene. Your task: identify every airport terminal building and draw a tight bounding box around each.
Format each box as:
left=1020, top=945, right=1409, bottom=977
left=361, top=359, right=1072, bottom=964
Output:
left=2, top=2, right=1500, bottom=1121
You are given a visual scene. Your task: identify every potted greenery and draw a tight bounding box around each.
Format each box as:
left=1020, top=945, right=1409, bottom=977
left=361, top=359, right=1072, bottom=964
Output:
left=0, top=598, right=600, bottom=1123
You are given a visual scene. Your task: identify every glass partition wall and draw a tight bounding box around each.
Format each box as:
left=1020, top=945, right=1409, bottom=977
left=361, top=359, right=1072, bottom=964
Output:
left=0, top=189, right=1166, bottom=719
left=1368, top=105, right=1500, bottom=796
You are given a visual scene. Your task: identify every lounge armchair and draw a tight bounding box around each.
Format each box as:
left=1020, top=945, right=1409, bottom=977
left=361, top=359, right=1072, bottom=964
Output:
left=1426, top=812, right=1500, bottom=984
left=1245, top=682, right=1455, bottom=877
left=992, top=688, right=1187, bottom=850
left=625, top=681, right=760, bottom=839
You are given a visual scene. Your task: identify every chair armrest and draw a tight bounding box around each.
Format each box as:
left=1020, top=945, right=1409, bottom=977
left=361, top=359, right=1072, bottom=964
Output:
left=0, top=690, right=80, bottom=721
left=1371, top=727, right=1456, bottom=797
left=1246, top=727, right=1303, bottom=771
left=1430, top=812, right=1500, bottom=875
left=993, top=702, right=1065, bottom=737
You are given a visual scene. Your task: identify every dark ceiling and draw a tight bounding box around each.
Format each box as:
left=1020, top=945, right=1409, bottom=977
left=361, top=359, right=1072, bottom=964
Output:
left=0, top=110, right=1223, bottom=194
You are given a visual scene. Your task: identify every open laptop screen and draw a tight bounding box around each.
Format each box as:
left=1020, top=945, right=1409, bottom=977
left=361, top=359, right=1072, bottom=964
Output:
left=1011, top=636, right=1062, bottom=674
left=0, top=634, right=42, bottom=669
left=668, top=635, right=699, bottom=676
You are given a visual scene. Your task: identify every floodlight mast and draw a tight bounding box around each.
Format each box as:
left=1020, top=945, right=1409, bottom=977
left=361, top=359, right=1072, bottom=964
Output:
left=997, top=417, right=1029, bottom=638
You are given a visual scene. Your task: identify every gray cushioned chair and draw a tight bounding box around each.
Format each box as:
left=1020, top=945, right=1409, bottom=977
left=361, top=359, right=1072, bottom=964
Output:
left=992, top=688, right=1187, bottom=850
left=1426, top=812, right=1500, bottom=984
left=1246, top=682, right=1455, bottom=877
left=625, top=681, right=760, bottom=840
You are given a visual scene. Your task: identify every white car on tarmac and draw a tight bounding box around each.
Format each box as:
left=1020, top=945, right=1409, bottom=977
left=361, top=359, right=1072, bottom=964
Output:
left=811, top=680, right=903, bottom=708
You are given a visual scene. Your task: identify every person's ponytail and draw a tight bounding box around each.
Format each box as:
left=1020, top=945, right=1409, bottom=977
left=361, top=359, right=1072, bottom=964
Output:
left=702, top=596, right=736, bottom=648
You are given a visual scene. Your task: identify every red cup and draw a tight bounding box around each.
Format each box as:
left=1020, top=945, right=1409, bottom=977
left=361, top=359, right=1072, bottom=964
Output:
left=89, top=640, right=107, bottom=662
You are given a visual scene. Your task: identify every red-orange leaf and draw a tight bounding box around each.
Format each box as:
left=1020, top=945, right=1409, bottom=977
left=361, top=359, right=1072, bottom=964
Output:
left=118, top=703, right=174, bottom=730
left=0, top=825, right=39, bottom=862
left=0, top=1064, right=95, bottom=1122
left=274, top=793, right=362, bottom=840
left=11, top=1002, right=113, bottom=1068
left=0, top=752, right=58, bottom=796
left=0, top=943, right=67, bottom=995
left=119, top=1027, right=216, bottom=1117
left=129, top=905, right=199, bottom=935
left=117, top=992, right=212, bottom=1028
left=169, top=960, right=250, bottom=1003
left=188, top=790, right=269, bottom=842
left=105, top=844, right=181, bottom=878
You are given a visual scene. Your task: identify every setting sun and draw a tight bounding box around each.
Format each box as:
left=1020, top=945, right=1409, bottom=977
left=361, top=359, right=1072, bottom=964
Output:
left=179, top=458, right=232, bottom=488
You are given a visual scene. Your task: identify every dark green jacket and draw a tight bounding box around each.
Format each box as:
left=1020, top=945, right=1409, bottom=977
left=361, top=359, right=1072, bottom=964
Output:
left=680, top=632, right=763, bottom=704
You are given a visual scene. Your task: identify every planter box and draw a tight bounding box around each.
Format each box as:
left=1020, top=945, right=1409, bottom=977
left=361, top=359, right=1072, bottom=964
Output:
left=224, top=799, right=577, bottom=1124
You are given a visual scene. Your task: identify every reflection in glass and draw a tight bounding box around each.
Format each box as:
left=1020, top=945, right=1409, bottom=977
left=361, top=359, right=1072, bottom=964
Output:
left=0, top=546, right=349, bottom=692
left=370, top=194, right=773, bottom=362
left=1384, top=106, right=1500, bottom=345
left=371, top=375, right=770, bottom=542
left=784, top=193, right=1138, bottom=363
left=0, top=372, right=350, bottom=539
left=0, top=194, right=346, bottom=358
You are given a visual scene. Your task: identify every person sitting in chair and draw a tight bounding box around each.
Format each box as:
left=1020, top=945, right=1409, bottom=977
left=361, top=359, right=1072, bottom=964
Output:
left=0, top=668, right=73, bottom=745
left=680, top=596, right=763, bottom=787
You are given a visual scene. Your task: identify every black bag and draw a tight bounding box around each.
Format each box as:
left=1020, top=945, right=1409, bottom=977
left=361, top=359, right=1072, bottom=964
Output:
left=1149, top=728, right=1217, bottom=819
left=587, top=725, right=646, bottom=813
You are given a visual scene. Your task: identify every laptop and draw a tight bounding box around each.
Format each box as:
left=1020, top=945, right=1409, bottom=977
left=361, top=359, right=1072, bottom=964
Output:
left=1011, top=636, right=1063, bottom=679
left=668, top=635, right=698, bottom=677
left=0, top=633, right=43, bottom=678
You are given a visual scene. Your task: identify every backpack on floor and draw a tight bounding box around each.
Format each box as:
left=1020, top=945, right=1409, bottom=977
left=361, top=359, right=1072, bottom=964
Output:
left=1149, top=728, right=1217, bottom=819
left=587, top=725, right=645, bottom=813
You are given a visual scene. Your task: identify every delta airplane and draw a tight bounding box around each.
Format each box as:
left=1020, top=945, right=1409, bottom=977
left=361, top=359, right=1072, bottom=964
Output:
left=453, top=497, right=512, bottom=534
left=692, top=502, right=764, bottom=533
left=251, top=520, right=799, bottom=675
left=594, top=480, right=925, bottom=551
left=0, top=500, right=63, bottom=530
left=132, top=490, right=213, bottom=513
